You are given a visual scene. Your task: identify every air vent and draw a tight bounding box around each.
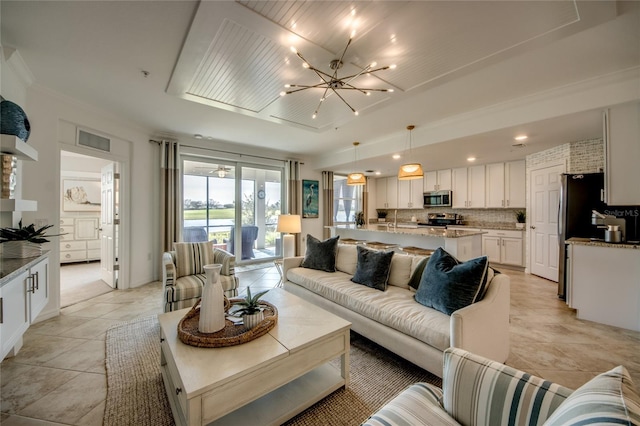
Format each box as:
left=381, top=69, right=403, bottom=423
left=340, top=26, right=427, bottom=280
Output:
left=78, top=129, right=111, bottom=152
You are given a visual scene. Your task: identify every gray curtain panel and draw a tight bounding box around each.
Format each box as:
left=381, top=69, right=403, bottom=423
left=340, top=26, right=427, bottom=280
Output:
left=160, top=140, right=180, bottom=253
left=286, top=160, right=302, bottom=255
left=322, top=171, right=334, bottom=239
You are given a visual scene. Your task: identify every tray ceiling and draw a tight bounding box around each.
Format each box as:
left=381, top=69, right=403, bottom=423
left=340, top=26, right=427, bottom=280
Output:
left=168, top=0, right=583, bottom=131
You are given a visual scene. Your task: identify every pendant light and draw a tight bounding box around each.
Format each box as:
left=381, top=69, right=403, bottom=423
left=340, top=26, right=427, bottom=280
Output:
left=398, top=125, right=424, bottom=180
left=347, top=142, right=366, bottom=186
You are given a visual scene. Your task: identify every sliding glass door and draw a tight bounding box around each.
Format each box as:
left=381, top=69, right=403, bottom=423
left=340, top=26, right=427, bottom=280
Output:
left=182, top=159, right=282, bottom=263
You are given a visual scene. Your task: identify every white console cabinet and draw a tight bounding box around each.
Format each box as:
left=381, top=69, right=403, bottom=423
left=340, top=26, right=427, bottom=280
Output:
left=1, top=254, right=49, bottom=361
left=60, top=216, right=100, bottom=262
left=482, top=229, right=524, bottom=267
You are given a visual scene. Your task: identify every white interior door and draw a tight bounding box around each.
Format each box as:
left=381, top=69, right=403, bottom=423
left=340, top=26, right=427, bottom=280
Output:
left=530, top=164, right=564, bottom=281
left=100, top=163, right=117, bottom=288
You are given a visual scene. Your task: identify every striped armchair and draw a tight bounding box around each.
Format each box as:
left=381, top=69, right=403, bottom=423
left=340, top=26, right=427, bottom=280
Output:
left=363, top=347, right=640, bottom=425
left=162, top=246, right=239, bottom=313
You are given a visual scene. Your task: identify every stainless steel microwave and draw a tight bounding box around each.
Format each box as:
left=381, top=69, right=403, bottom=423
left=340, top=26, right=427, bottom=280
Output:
left=423, top=190, right=452, bottom=207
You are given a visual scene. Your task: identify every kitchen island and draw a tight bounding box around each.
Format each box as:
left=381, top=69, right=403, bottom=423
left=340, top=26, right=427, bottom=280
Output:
left=566, top=238, right=640, bottom=331
left=328, top=224, right=485, bottom=261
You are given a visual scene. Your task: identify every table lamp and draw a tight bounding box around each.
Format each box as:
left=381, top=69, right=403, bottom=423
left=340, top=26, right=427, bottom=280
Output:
left=277, top=214, right=301, bottom=258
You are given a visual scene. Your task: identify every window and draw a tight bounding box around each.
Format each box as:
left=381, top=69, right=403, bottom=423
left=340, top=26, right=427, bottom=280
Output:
left=333, top=175, right=362, bottom=224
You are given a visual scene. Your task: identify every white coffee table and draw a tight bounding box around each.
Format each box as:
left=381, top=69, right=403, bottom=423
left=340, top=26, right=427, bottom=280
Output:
left=159, top=288, right=351, bottom=426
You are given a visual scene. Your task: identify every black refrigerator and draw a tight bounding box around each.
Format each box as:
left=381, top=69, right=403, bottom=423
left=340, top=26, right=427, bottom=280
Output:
left=557, top=173, right=606, bottom=299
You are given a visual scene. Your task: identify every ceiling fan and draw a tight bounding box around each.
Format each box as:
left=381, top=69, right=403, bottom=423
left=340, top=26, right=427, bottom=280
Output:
left=195, top=165, right=232, bottom=178
left=280, top=31, right=396, bottom=119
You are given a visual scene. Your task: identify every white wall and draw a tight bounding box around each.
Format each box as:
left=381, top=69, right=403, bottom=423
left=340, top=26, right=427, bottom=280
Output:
left=21, top=86, right=158, bottom=320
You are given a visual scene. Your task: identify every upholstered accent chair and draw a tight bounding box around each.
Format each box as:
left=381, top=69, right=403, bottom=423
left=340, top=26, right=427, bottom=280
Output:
left=162, top=242, right=240, bottom=312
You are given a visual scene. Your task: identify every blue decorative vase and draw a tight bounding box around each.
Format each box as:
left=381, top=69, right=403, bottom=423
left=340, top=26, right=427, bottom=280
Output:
left=0, top=100, right=31, bottom=142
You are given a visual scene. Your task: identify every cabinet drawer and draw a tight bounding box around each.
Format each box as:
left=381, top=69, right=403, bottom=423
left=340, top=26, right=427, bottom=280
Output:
left=59, top=226, right=75, bottom=239
left=87, top=249, right=100, bottom=259
left=60, top=241, right=86, bottom=251
left=61, top=251, right=87, bottom=262
left=87, top=240, right=101, bottom=250
left=482, top=229, right=523, bottom=239
left=60, top=217, right=75, bottom=226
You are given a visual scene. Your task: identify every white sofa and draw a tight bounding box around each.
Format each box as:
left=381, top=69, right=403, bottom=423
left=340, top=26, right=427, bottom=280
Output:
left=283, top=244, right=510, bottom=378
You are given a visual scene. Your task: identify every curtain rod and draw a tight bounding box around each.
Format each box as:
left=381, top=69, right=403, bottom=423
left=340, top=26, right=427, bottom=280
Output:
left=149, top=139, right=303, bottom=164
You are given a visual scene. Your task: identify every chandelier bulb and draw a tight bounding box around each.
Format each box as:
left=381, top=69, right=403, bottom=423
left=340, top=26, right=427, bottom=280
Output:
left=354, top=111, right=359, bottom=116
left=388, top=89, right=394, bottom=93
left=365, top=92, right=370, bottom=96
left=302, top=63, right=309, bottom=69
left=290, top=46, right=297, bottom=54
left=279, top=91, right=286, bottom=97
left=284, top=84, right=291, bottom=88
left=312, top=113, right=317, bottom=119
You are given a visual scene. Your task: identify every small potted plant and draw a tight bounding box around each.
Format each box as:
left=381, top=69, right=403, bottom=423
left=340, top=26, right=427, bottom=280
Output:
left=0, top=220, right=66, bottom=258
left=376, top=210, right=388, bottom=223
left=234, top=288, right=269, bottom=329
left=515, top=210, right=526, bottom=229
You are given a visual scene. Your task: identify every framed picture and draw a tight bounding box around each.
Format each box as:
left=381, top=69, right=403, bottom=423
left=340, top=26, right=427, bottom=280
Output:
left=302, top=179, right=319, bottom=218
left=63, top=179, right=101, bottom=211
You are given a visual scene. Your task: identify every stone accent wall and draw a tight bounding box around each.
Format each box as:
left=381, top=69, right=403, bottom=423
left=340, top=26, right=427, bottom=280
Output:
left=569, top=138, right=604, bottom=173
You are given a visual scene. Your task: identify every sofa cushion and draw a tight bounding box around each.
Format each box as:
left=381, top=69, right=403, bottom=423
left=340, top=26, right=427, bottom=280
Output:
left=415, top=248, right=489, bottom=315
left=387, top=254, right=414, bottom=289
left=336, top=244, right=358, bottom=275
left=301, top=234, right=339, bottom=272
left=443, top=348, right=572, bottom=426
left=362, top=382, right=460, bottom=426
left=351, top=246, right=394, bottom=291
left=543, top=365, right=640, bottom=426
left=173, top=242, right=215, bottom=278
left=287, top=266, right=452, bottom=351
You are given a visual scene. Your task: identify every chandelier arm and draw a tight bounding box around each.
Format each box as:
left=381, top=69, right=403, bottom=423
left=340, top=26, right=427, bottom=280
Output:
left=337, top=37, right=353, bottom=69
left=330, top=87, right=356, bottom=113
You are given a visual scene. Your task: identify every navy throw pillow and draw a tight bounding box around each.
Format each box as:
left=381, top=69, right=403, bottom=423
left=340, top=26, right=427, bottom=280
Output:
left=301, top=234, right=339, bottom=272
left=351, top=245, right=394, bottom=291
left=414, top=247, right=489, bottom=315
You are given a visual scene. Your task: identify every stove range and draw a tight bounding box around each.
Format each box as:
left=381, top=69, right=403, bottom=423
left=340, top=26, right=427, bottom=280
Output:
left=420, top=213, right=462, bottom=228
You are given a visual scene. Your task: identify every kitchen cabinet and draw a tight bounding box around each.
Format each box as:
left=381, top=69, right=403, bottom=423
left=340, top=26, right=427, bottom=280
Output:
left=60, top=216, right=101, bottom=263
left=1, top=254, right=49, bottom=361
left=452, top=165, right=485, bottom=208
left=603, top=102, right=640, bottom=205
left=485, top=161, right=525, bottom=208
left=397, top=178, right=423, bottom=208
left=482, top=229, right=524, bottom=266
left=424, top=169, right=451, bottom=191
left=375, top=176, right=398, bottom=209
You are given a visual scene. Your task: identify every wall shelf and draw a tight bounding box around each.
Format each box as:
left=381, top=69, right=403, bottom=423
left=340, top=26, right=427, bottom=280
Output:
left=1, top=135, right=38, bottom=161
left=0, top=199, right=37, bottom=212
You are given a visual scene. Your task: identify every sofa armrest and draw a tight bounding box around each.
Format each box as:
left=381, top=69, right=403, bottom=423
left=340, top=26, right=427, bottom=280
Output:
left=162, top=252, right=176, bottom=287
left=449, top=273, right=510, bottom=363
left=442, top=348, right=572, bottom=426
left=213, top=247, right=236, bottom=276
left=282, top=256, right=304, bottom=281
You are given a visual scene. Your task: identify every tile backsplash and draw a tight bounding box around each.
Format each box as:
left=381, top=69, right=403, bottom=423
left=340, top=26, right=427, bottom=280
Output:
left=373, top=207, right=522, bottom=228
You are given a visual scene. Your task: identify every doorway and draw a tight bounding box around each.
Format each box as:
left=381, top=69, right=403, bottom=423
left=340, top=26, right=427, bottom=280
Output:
left=529, top=162, right=565, bottom=281
left=60, top=150, right=119, bottom=306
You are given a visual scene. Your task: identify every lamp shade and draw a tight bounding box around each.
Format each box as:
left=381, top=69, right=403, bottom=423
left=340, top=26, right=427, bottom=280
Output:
left=398, top=163, right=424, bottom=180
left=277, top=214, right=301, bottom=234
left=347, top=172, right=366, bottom=185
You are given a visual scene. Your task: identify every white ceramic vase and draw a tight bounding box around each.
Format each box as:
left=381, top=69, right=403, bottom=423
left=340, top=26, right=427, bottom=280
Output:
left=199, top=264, right=226, bottom=333
left=243, top=310, right=264, bottom=329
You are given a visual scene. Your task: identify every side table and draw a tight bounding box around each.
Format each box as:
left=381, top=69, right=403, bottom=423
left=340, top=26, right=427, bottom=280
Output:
left=274, top=258, right=284, bottom=287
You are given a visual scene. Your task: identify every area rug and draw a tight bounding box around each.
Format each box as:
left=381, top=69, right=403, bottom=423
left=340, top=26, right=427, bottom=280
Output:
left=104, top=316, right=442, bottom=426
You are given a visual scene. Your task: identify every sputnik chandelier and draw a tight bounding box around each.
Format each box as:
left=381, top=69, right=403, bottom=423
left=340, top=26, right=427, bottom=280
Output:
left=280, top=31, right=396, bottom=119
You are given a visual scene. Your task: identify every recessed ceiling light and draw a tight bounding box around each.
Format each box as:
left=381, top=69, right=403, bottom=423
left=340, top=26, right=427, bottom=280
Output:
left=375, top=171, right=381, bottom=175
left=467, top=157, right=476, bottom=162
left=392, top=154, right=401, bottom=160
left=514, top=135, right=528, bottom=141
left=194, top=134, right=203, bottom=139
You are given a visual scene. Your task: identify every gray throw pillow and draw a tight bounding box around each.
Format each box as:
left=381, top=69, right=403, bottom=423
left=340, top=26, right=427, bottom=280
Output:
left=414, top=247, right=489, bottom=315
left=408, top=257, right=429, bottom=290
left=301, top=234, right=339, bottom=272
left=351, top=246, right=394, bottom=291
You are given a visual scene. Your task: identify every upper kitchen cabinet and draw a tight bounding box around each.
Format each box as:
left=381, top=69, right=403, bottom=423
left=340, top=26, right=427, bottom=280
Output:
left=375, top=176, right=398, bottom=209
left=424, top=169, right=452, bottom=191
left=452, top=165, right=485, bottom=208
left=485, top=160, right=525, bottom=208
left=398, top=178, right=424, bottom=208
left=604, top=102, right=640, bottom=205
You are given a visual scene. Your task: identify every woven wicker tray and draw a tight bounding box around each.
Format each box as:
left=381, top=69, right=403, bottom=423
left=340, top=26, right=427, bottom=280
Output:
left=177, top=298, right=278, bottom=348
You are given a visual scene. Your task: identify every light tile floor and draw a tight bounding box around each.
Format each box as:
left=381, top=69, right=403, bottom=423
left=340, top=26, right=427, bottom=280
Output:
left=1, top=265, right=639, bottom=425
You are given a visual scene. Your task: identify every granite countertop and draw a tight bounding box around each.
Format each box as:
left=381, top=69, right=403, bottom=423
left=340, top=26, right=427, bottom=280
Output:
left=449, top=223, right=525, bottom=231
left=330, top=224, right=486, bottom=238
left=0, top=251, right=51, bottom=286
left=565, top=237, right=639, bottom=250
